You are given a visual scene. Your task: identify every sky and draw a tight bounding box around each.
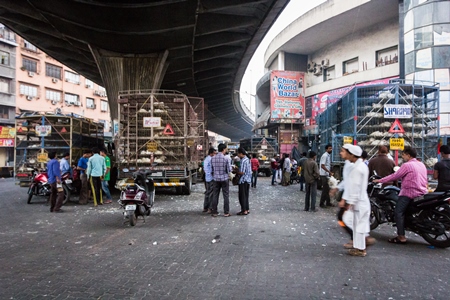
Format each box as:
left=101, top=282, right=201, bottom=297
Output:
left=239, top=0, right=327, bottom=113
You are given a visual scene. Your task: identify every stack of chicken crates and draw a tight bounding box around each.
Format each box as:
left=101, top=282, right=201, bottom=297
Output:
left=116, top=90, right=204, bottom=195
left=317, top=79, right=440, bottom=176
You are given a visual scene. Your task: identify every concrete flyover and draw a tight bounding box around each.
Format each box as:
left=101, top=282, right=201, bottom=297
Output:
left=0, top=0, right=289, bottom=141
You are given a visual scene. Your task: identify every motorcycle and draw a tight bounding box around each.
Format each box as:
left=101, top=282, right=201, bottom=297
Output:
left=27, top=169, right=71, bottom=204
left=118, top=169, right=155, bottom=226
left=289, top=166, right=301, bottom=184
left=369, top=175, right=450, bottom=248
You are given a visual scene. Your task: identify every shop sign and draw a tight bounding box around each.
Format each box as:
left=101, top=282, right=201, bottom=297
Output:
left=146, top=141, right=158, bottom=152
left=37, top=152, right=49, bottom=163
left=343, top=136, right=353, bottom=145
left=0, top=138, right=14, bottom=147
left=390, top=138, right=405, bottom=150
left=270, top=71, right=305, bottom=123
left=0, top=126, right=15, bottom=138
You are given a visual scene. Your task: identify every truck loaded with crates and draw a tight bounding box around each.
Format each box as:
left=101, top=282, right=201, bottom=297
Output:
left=239, top=137, right=278, bottom=176
left=317, top=79, right=440, bottom=179
left=115, top=90, right=205, bottom=195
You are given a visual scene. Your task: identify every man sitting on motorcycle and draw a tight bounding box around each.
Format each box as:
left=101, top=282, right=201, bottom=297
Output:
left=374, top=146, right=427, bottom=244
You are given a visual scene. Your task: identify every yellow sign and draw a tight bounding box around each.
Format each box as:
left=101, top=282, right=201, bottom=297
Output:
left=343, top=136, right=353, bottom=144
left=146, top=141, right=158, bottom=152
left=37, top=153, right=48, bottom=163
left=390, top=138, right=404, bottom=150
left=187, top=139, right=195, bottom=147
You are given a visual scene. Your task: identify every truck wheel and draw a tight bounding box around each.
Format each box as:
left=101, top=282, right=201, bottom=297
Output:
left=265, top=170, right=271, bottom=177
left=183, top=176, right=192, bottom=195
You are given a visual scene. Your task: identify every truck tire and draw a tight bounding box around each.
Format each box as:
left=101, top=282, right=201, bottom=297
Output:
left=265, top=170, right=271, bottom=177
left=183, top=176, right=192, bottom=195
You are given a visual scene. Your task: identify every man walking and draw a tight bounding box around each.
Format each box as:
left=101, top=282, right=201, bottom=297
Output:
left=47, top=152, right=64, bottom=212
left=303, top=151, right=319, bottom=212
left=87, top=147, right=106, bottom=207
left=100, top=148, right=113, bottom=204
left=202, top=148, right=216, bottom=213
left=250, top=153, right=259, bottom=188
left=320, top=144, right=334, bottom=207
left=298, top=152, right=308, bottom=191
left=374, top=146, right=427, bottom=244
left=270, top=154, right=278, bottom=185
left=235, top=147, right=252, bottom=215
left=211, top=143, right=232, bottom=217
left=282, top=153, right=291, bottom=186
left=77, top=150, right=91, bottom=205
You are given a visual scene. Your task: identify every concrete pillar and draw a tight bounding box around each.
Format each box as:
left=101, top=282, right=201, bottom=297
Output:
left=89, top=46, right=169, bottom=120
left=278, top=51, right=285, bottom=71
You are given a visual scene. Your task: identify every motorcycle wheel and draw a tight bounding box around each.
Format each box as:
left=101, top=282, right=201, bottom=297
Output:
left=62, top=185, right=71, bottom=205
left=27, top=188, right=33, bottom=204
left=370, top=201, right=380, bottom=230
left=129, top=212, right=137, bottom=226
left=421, top=205, right=450, bottom=248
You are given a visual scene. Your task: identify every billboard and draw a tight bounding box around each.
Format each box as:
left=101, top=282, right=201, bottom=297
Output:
left=270, top=71, right=305, bottom=123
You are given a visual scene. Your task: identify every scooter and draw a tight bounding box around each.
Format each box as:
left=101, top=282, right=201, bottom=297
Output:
left=118, top=169, right=155, bottom=226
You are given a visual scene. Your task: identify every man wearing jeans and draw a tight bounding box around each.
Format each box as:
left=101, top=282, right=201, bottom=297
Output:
left=303, top=151, right=319, bottom=212
left=375, top=146, right=427, bottom=244
left=210, top=143, right=232, bottom=217
left=319, top=144, right=334, bottom=207
left=202, top=148, right=216, bottom=213
left=77, top=150, right=92, bottom=205
left=47, top=152, right=64, bottom=212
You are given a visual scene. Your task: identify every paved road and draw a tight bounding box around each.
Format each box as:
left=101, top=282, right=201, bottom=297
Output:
left=0, top=177, right=449, bottom=300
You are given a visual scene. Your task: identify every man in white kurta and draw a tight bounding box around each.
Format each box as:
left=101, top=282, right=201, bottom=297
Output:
left=339, top=145, right=370, bottom=256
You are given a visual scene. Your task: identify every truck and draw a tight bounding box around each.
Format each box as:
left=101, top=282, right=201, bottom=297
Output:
left=239, top=137, right=278, bottom=176
left=317, top=79, right=440, bottom=179
left=14, top=113, right=104, bottom=186
left=115, top=90, right=205, bottom=195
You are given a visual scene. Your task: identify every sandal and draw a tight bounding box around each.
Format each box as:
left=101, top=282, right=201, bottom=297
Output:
left=223, top=213, right=231, bottom=217
left=388, top=237, right=407, bottom=244
left=236, top=211, right=248, bottom=215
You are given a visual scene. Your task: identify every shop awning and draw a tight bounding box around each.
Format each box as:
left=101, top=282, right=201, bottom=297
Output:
left=252, top=106, right=271, bottom=131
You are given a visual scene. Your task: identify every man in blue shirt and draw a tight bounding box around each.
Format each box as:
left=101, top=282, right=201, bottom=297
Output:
left=47, top=152, right=64, bottom=212
left=77, top=150, right=92, bottom=205
left=211, top=143, right=232, bottom=217
left=87, top=147, right=106, bottom=206
left=60, top=152, right=71, bottom=176
left=235, top=147, right=252, bottom=215
left=202, top=148, right=216, bottom=213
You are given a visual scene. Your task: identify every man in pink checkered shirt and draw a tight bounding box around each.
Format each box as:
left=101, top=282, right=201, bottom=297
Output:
left=374, top=146, right=428, bottom=244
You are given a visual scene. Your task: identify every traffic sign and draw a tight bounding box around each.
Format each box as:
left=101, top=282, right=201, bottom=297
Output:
left=388, top=119, right=405, bottom=133
left=390, top=138, right=404, bottom=150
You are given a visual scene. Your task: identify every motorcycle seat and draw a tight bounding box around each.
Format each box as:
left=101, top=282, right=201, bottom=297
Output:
left=423, top=192, right=445, bottom=200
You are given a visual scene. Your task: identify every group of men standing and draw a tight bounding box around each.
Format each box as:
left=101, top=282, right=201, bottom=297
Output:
left=203, top=143, right=252, bottom=217
left=46, top=147, right=113, bottom=212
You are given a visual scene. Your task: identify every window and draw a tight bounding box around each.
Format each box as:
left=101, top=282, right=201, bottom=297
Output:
left=0, top=77, right=10, bottom=93
left=45, top=89, right=62, bottom=102
left=22, top=57, right=38, bottom=73
left=0, top=105, right=9, bottom=119
left=86, top=97, right=95, bottom=109
left=100, top=100, right=108, bottom=112
left=376, top=46, right=399, bottom=67
left=85, top=79, right=94, bottom=89
left=64, top=71, right=80, bottom=84
left=19, top=83, right=38, bottom=97
left=0, top=51, right=9, bottom=65
left=64, top=93, right=80, bottom=106
left=414, top=26, right=433, bottom=50
left=323, top=66, right=335, bottom=81
left=45, top=63, right=62, bottom=79
left=23, top=40, right=38, bottom=52
left=343, top=58, right=359, bottom=74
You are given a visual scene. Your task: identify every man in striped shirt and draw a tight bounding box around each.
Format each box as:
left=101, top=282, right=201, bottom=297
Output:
left=211, top=143, right=232, bottom=217
left=375, top=146, right=427, bottom=244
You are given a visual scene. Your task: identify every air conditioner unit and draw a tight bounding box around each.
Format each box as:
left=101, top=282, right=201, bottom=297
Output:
left=26, top=96, right=33, bottom=101
left=52, top=78, right=58, bottom=83
left=307, top=61, right=315, bottom=72
left=28, top=71, right=35, bottom=77
left=93, top=104, right=97, bottom=109
left=75, top=101, right=80, bottom=106
left=51, top=100, right=58, bottom=105
left=313, top=66, right=323, bottom=76
left=76, top=82, right=80, bottom=85
left=85, top=84, right=90, bottom=88
left=55, top=108, right=62, bottom=114
left=321, top=59, right=329, bottom=67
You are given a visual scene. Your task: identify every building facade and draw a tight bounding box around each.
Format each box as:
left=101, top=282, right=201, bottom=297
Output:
left=254, top=0, right=450, bottom=153
left=0, top=24, right=17, bottom=166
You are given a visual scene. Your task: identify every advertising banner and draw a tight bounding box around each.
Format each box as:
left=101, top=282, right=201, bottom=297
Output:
left=0, top=126, right=15, bottom=139
left=0, top=138, right=14, bottom=147
left=270, top=71, right=305, bottom=123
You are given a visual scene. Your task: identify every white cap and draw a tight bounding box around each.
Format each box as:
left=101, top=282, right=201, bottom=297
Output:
left=342, top=144, right=362, bottom=157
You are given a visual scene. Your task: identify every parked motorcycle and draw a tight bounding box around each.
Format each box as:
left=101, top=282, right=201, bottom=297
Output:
left=118, top=169, right=155, bottom=226
left=27, top=169, right=71, bottom=204
left=369, top=175, right=450, bottom=248
left=289, top=166, right=301, bottom=184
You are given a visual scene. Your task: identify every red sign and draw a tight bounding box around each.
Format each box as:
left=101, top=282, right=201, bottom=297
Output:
left=270, top=71, right=305, bottom=123
left=388, top=119, right=405, bottom=133
left=0, top=139, right=14, bottom=147
left=163, top=124, right=174, bottom=135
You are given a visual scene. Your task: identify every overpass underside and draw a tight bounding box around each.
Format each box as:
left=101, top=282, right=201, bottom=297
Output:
left=0, top=0, right=289, bottom=141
